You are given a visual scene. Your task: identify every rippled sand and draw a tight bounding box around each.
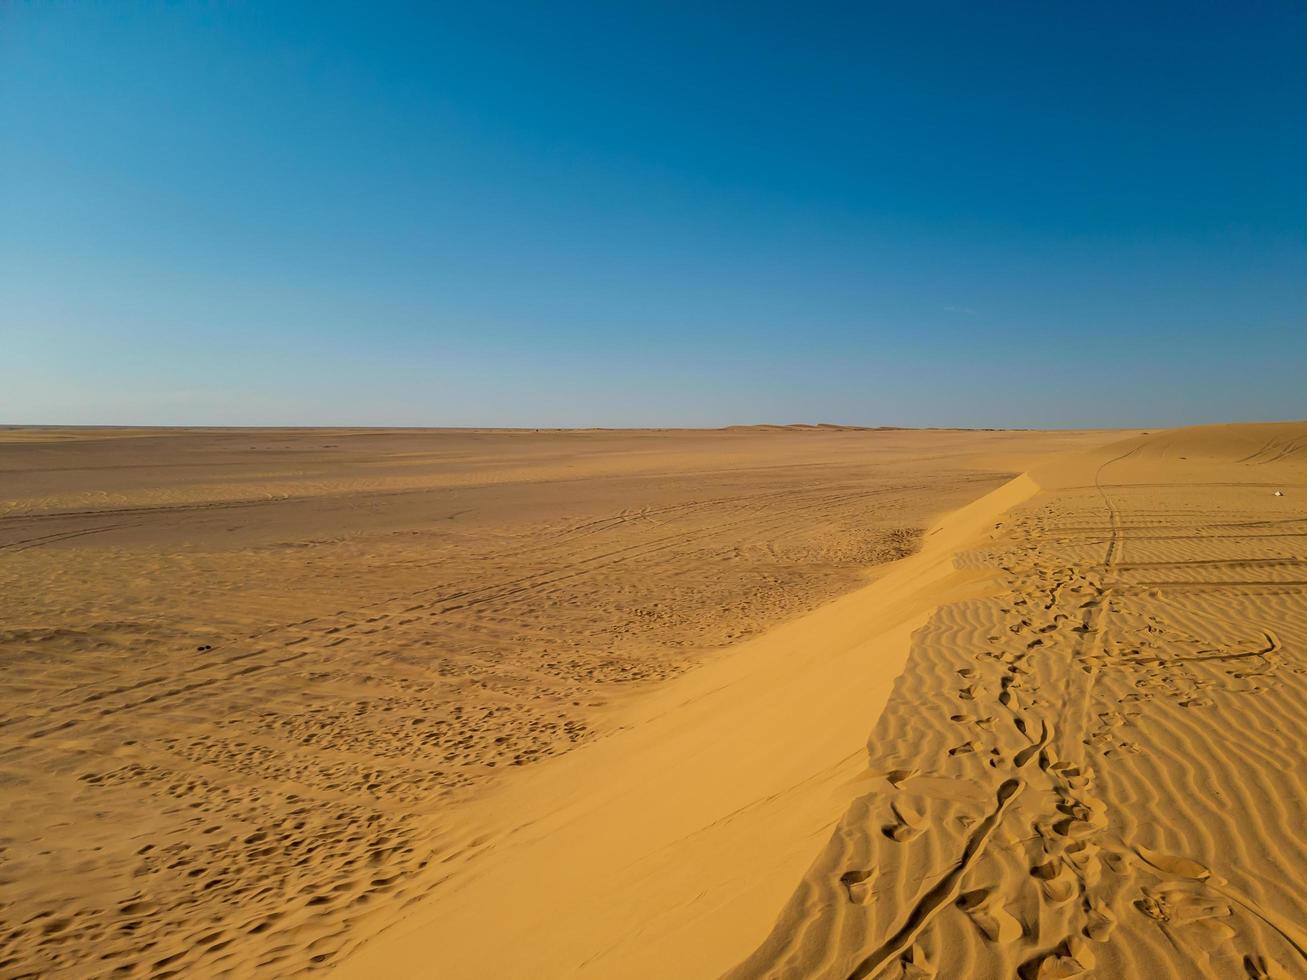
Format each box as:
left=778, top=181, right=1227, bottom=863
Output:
left=333, top=424, right=1306, bottom=980
left=0, top=425, right=1100, bottom=977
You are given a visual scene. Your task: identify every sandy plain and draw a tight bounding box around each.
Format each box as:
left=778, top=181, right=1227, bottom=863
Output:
left=0, top=424, right=1104, bottom=977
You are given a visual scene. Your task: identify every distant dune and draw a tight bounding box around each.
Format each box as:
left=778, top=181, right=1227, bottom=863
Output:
left=721, top=423, right=899, bottom=433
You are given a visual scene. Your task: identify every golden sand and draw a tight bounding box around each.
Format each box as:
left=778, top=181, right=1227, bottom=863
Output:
left=726, top=423, right=1307, bottom=979
left=4, top=423, right=1302, bottom=979
left=337, top=423, right=1307, bottom=980
left=0, top=425, right=1094, bottom=976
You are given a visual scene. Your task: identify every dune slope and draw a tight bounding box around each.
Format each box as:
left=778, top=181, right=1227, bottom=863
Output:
left=730, top=422, right=1307, bottom=979
left=0, top=426, right=1102, bottom=977
left=333, top=475, right=1050, bottom=978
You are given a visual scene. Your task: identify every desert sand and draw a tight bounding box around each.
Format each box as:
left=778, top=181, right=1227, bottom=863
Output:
left=0, top=424, right=1104, bottom=977
left=724, top=423, right=1307, bottom=979
left=4, top=423, right=1302, bottom=978
left=332, top=423, right=1307, bottom=980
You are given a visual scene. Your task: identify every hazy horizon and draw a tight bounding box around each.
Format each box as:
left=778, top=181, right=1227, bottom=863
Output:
left=3, top=3, right=1305, bottom=429
left=1, top=419, right=1303, bottom=434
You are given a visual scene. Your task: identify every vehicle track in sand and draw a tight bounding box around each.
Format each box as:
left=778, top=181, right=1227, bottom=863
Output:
left=729, top=428, right=1307, bottom=979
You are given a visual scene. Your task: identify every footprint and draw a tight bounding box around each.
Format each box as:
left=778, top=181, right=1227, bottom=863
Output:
left=1137, top=883, right=1232, bottom=929
left=1031, top=860, right=1079, bottom=906
left=1084, top=898, right=1117, bottom=941
left=840, top=867, right=878, bottom=904
left=894, top=941, right=936, bottom=979
left=1244, top=954, right=1290, bottom=979
left=884, top=799, right=926, bottom=843
left=886, top=768, right=919, bottom=787
left=1063, top=839, right=1103, bottom=887
left=1052, top=800, right=1107, bottom=840
left=957, top=887, right=1023, bottom=943
left=1021, top=936, right=1096, bottom=979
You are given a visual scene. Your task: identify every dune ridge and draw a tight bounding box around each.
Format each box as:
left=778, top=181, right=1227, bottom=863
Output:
left=7, top=423, right=1297, bottom=978
left=332, top=472, right=1052, bottom=978
left=729, top=422, right=1307, bottom=979
left=335, top=423, right=1305, bottom=979
left=0, top=426, right=1104, bottom=977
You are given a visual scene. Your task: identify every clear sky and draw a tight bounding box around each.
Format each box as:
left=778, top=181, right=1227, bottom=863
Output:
left=2, top=2, right=1304, bottom=428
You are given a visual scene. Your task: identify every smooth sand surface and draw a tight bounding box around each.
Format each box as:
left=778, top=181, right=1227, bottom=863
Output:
left=0, top=425, right=1105, bottom=977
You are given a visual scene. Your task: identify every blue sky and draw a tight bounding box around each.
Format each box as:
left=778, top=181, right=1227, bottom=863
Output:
left=2, top=1, right=1304, bottom=427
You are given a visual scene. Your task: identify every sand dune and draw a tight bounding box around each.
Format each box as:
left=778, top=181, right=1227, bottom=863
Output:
left=728, top=422, right=1307, bottom=979
left=331, top=468, right=1049, bottom=980
left=334, top=423, right=1306, bottom=980
left=6, top=422, right=1299, bottom=979
left=0, top=425, right=1100, bottom=977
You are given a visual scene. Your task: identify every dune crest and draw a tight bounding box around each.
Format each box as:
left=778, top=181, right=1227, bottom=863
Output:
left=6, top=423, right=1299, bottom=977
left=729, top=422, right=1307, bottom=979
left=333, top=473, right=1050, bottom=978
left=0, top=426, right=1101, bottom=977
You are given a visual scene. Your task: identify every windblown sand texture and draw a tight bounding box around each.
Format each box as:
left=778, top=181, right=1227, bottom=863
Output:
left=332, top=423, right=1305, bottom=980
left=728, top=423, right=1307, bottom=979
left=0, top=425, right=1099, bottom=977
